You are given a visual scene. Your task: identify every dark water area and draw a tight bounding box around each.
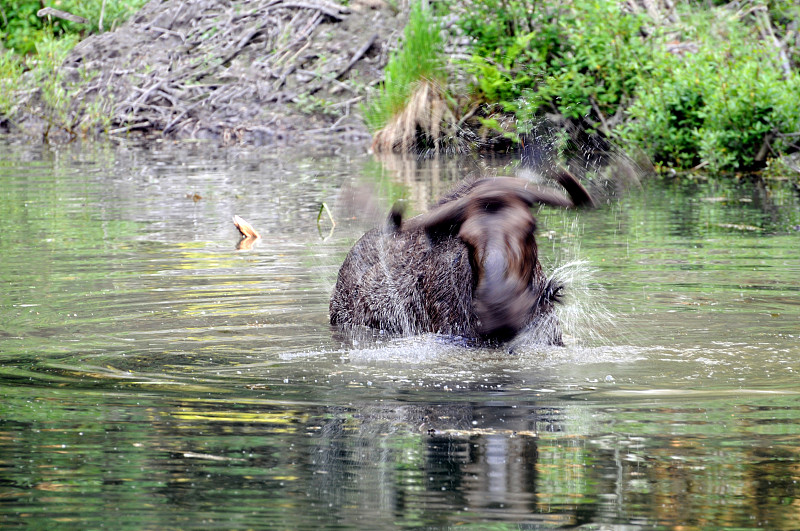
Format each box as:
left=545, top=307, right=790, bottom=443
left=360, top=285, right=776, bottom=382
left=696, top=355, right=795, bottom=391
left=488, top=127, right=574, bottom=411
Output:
left=1, top=141, right=799, bottom=529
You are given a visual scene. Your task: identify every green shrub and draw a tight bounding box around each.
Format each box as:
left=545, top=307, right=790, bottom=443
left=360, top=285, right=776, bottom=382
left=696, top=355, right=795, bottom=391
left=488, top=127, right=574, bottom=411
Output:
left=456, top=0, right=652, bottom=130
left=454, top=0, right=800, bottom=172
left=621, top=9, right=800, bottom=172
left=1, top=1, right=46, bottom=55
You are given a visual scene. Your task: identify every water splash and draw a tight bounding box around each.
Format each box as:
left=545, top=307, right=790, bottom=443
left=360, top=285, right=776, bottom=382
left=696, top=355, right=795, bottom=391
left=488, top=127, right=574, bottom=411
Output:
left=550, top=259, right=616, bottom=346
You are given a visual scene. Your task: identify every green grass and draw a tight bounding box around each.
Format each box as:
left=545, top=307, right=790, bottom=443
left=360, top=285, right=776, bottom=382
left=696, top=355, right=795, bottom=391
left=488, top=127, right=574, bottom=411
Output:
left=362, top=1, right=447, bottom=133
left=0, top=47, right=23, bottom=119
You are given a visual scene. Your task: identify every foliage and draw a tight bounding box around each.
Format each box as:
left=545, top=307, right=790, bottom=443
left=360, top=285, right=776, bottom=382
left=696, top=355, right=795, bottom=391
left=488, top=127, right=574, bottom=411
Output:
left=621, top=9, right=800, bottom=172
left=457, top=0, right=652, bottom=130
left=453, top=0, right=800, bottom=172
left=1, top=1, right=47, bottom=55
left=32, top=33, right=81, bottom=138
left=0, top=0, right=141, bottom=137
left=0, top=47, right=23, bottom=118
left=1, top=32, right=112, bottom=139
left=0, top=0, right=148, bottom=55
left=362, top=1, right=447, bottom=133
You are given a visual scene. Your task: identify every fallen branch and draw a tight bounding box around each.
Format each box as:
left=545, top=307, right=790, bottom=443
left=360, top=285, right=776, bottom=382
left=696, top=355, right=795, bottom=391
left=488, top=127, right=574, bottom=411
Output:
left=26, top=0, right=400, bottom=144
left=755, top=7, right=793, bottom=78
left=232, top=215, right=262, bottom=251
left=232, top=215, right=261, bottom=239
left=163, top=99, right=205, bottom=134
left=337, top=33, right=377, bottom=80
left=99, top=0, right=107, bottom=31
left=108, top=120, right=152, bottom=135
left=754, top=130, right=776, bottom=163
left=279, top=2, right=348, bottom=21
left=37, top=7, right=88, bottom=25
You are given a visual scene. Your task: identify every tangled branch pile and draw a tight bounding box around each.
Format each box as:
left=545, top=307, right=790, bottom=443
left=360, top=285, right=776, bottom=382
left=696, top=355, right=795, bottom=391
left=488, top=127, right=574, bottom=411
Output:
left=9, top=0, right=406, bottom=144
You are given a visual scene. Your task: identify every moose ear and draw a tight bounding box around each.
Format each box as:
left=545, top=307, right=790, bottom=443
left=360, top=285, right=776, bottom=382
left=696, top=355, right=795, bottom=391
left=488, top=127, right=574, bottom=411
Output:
left=387, top=202, right=405, bottom=232
left=400, top=172, right=592, bottom=235
left=552, top=169, right=595, bottom=208
left=495, top=172, right=594, bottom=209
left=400, top=195, right=473, bottom=236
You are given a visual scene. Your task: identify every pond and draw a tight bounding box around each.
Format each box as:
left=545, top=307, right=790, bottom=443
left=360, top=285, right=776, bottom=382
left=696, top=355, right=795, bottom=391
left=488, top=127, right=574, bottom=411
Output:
left=1, top=140, right=799, bottom=529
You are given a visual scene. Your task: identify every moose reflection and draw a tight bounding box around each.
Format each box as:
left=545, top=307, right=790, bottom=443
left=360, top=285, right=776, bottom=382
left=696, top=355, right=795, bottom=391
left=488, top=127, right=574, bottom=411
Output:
left=330, top=172, right=594, bottom=344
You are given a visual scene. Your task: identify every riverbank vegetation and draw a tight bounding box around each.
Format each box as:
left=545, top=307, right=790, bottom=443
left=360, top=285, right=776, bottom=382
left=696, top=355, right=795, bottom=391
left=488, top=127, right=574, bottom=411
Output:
left=2, top=0, right=393, bottom=144
left=366, top=0, right=800, bottom=175
left=1, top=0, right=148, bottom=138
left=364, top=1, right=458, bottom=152
left=2, top=0, right=799, bottom=176
left=1, top=0, right=147, bottom=54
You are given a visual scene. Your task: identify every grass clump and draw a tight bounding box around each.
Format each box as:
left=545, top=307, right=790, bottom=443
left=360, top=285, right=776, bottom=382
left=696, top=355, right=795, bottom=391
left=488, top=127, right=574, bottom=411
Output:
left=0, top=47, right=23, bottom=120
left=363, top=1, right=458, bottom=152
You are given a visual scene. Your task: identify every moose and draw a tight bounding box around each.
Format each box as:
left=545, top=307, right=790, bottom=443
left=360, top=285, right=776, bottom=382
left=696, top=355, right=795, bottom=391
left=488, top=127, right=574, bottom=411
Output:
left=329, top=171, right=594, bottom=345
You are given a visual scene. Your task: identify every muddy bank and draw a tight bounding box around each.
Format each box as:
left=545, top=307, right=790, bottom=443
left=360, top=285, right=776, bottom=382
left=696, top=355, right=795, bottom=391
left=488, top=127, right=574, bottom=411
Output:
left=10, top=0, right=410, bottom=146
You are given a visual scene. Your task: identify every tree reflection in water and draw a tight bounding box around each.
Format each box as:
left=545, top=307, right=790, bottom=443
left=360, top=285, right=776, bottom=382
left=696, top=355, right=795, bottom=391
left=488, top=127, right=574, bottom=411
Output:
left=298, top=396, right=800, bottom=528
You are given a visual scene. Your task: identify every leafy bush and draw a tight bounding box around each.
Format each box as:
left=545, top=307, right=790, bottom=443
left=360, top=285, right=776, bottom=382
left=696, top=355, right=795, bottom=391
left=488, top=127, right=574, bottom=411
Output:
left=621, top=9, right=800, bottom=172
left=456, top=0, right=652, bottom=130
left=1, top=1, right=46, bottom=55
left=453, top=0, right=800, bottom=172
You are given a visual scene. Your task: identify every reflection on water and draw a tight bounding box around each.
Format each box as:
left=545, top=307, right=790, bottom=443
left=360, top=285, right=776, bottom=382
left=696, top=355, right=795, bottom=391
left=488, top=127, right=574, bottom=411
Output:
left=1, top=141, right=799, bottom=528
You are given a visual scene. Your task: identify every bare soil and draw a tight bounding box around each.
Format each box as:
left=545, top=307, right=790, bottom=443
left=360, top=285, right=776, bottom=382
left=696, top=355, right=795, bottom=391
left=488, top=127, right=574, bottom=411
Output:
left=13, top=0, right=410, bottom=146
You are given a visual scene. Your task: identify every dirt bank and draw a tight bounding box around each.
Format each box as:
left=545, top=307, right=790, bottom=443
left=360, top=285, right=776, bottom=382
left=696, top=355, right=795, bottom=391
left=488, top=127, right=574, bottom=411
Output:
left=11, top=0, right=410, bottom=146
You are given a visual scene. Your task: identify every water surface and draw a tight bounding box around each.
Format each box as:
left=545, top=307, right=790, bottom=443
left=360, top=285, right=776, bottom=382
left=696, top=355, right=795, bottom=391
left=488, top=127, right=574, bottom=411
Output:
left=1, top=141, right=799, bottom=529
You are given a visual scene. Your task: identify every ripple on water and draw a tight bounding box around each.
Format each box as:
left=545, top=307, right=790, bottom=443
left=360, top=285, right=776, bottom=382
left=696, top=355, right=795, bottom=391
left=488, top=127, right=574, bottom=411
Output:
left=2, top=144, right=800, bottom=530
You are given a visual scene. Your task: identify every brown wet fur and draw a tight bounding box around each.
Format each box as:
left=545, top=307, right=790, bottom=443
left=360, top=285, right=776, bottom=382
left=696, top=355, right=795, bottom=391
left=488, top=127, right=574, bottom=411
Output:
left=329, top=171, right=593, bottom=344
